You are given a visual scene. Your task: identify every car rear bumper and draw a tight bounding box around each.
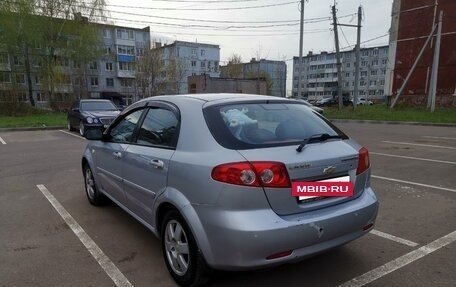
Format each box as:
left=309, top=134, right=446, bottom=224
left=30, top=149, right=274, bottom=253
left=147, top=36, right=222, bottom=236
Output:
left=194, top=187, right=378, bottom=270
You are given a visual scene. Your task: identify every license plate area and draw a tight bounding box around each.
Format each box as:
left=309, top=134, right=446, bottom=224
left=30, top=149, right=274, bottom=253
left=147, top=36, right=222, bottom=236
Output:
left=293, top=175, right=352, bottom=202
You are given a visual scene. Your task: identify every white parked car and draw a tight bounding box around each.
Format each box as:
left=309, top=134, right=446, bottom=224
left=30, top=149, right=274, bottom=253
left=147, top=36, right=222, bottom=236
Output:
left=352, top=98, right=373, bottom=106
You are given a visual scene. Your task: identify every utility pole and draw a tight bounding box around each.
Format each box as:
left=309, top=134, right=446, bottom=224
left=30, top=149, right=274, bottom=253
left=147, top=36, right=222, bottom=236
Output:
left=332, top=4, right=343, bottom=109
left=353, top=6, right=362, bottom=110
left=297, top=0, right=305, bottom=99
left=429, top=11, right=443, bottom=113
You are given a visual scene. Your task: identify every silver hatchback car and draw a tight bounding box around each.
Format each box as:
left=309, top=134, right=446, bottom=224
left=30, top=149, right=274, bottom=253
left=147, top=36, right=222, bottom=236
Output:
left=82, top=94, right=378, bottom=286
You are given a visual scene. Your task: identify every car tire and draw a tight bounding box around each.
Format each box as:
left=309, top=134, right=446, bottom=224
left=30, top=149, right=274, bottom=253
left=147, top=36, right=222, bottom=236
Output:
left=79, top=121, right=85, bottom=136
left=162, top=210, right=209, bottom=287
left=83, top=164, right=106, bottom=206
left=67, top=120, right=74, bottom=131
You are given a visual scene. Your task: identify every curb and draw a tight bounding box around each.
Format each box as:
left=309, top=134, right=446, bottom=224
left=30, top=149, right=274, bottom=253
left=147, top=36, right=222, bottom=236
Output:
left=329, top=119, right=456, bottom=127
left=0, top=126, right=65, bottom=132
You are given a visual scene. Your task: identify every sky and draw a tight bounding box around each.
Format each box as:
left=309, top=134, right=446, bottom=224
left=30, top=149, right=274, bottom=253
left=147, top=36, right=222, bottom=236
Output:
left=106, top=0, right=393, bottom=95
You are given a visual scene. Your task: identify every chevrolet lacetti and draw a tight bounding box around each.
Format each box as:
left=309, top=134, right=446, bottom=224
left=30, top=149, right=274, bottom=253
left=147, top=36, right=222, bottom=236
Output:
left=81, top=94, right=379, bottom=286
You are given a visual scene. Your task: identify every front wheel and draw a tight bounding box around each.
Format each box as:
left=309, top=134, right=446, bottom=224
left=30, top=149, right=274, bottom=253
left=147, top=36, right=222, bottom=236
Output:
left=83, top=164, right=106, bottom=206
left=162, top=210, right=209, bottom=286
left=79, top=121, right=85, bottom=136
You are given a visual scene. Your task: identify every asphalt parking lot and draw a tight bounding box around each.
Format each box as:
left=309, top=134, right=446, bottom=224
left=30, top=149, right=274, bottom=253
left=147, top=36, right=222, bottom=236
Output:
left=1, top=122, right=455, bottom=287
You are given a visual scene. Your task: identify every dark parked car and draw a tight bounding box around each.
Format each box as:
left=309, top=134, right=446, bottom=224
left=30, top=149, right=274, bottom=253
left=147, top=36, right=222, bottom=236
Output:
left=67, top=99, right=120, bottom=136
left=295, top=99, right=324, bottom=114
left=82, top=94, right=378, bottom=286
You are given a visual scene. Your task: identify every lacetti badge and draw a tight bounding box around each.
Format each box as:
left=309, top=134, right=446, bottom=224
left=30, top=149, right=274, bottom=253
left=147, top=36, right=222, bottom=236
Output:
left=292, top=176, right=354, bottom=198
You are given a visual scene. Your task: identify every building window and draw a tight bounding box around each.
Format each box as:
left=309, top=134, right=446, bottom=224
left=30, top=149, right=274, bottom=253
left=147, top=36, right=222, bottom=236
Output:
left=117, top=45, right=135, bottom=55
left=380, top=79, right=385, bottom=85
left=361, top=71, right=367, bottom=77
left=381, top=69, right=386, bottom=75
left=0, top=72, right=11, bottom=83
left=361, top=61, right=368, bottom=67
left=345, top=73, right=350, bottom=78
left=201, top=61, right=205, bottom=68
left=362, top=51, right=369, bottom=57
left=0, top=54, right=9, bottom=65
left=89, top=61, right=98, bottom=70
left=103, top=29, right=110, bottom=38
left=369, top=90, right=376, bottom=96
left=106, top=78, right=114, bottom=87
left=382, top=59, right=387, bottom=65
left=13, top=56, right=24, bottom=66
left=136, top=48, right=144, bottom=56
left=119, top=62, right=134, bottom=71
left=371, top=60, right=378, bottom=66
left=373, top=49, right=379, bottom=56
left=191, top=61, right=197, bottom=67
left=36, top=92, right=45, bottom=102
left=378, top=90, right=384, bottom=96
left=15, top=74, right=25, bottom=84
left=35, top=76, right=42, bottom=85
left=346, top=63, right=351, bottom=68
left=191, top=48, right=197, bottom=55
left=360, top=80, right=366, bottom=87
left=121, top=79, right=133, bottom=87
left=18, top=91, right=27, bottom=102
left=371, top=70, right=378, bottom=76
left=105, top=62, right=113, bottom=71
left=201, top=49, right=205, bottom=56
left=370, top=80, right=377, bottom=86
left=91, top=77, right=99, bottom=87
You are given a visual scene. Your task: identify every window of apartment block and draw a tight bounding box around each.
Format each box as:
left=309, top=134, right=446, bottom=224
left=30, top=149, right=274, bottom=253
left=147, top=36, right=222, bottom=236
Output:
left=121, top=79, right=133, bottom=87
left=136, top=48, right=144, bottom=56
left=15, top=74, right=25, bottom=84
left=345, top=53, right=351, bottom=59
left=117, top=45, right=135, bottom=55
left=346, top=63, right=351, bottom=68
left=380, top=79, right=385, bottom=85
left=359, top=90, right=366, bottom=95
left=0, top=72, right=11, bottom=83
left=382, top=59, right=387, bottom=65
left=318, top=64, right=325, bottom=69
left=362, top=51, right=369, bottom=57
left=361, top=71, right=367, bottom=77
left=345, top=73, right=350, bottom=77
left=191, top=60, right=197, bottom=67
left=13, top=56, right=24, bottom=66
left=201, top=61, right=205, bottom=68
left=103, top=29, right=110, bottom=38
left=381, top=69, right=386, bottom=75
left=35, top=76, right=42, bottom=84
left=378, top=90, right=384, bottom=96
left=90, top=61, right=98, bottom=70
left=106, top=78, right=114, bottom=87
left=128, top=30, right=134, bottom=39
left=106, top=62, right=113, bottom=71
left=344, top=82, right=349, bottom=87
left=0, top=54, right=9, bottom=65
left=371, top=59, right=378, bottom=66
left=373, top=49, right=379, bottom=56
left=370, top=80, right=377, bottom=86
left=36, top=92, right=43, bottom=102
left=371, top=70, right=378, bottom=76
left=360, top=80, right=366, bottom=87
left=119, top=62, right=134, bottom=71
left=91, top=77, right=99, bottom=87
left=201, top=49, right=206, bottom=56
left=361, top=61, right=368, bottom=67
left=369, top=90, right=376, bottom=96
left=18, top=91, right=27, bottom=102
left=191, top=48, right=197, bottom=55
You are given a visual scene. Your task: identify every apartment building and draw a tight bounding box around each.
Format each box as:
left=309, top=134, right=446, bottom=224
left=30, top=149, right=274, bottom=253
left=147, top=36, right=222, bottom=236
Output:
left=158, top=41, right=220, bottom=94
left=0, top=23, right=151, bottom=108
left=220, top=59, right=287, bottom=98
left=292, top=46, right=389, bottom=101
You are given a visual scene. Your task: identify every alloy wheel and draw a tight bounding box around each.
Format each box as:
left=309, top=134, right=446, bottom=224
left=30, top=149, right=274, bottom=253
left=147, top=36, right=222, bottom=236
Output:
left=164, top=219, right=190, bottom=276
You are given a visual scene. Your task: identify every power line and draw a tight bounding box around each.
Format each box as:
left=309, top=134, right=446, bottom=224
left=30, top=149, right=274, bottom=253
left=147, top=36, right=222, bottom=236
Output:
left=105, top=1, right=298, bottom=11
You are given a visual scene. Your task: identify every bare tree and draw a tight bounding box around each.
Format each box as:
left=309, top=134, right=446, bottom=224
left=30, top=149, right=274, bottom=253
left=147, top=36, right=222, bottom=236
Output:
left=221, top=54, right=243, bottom=78
left=135, top=49, right=166, bottom=97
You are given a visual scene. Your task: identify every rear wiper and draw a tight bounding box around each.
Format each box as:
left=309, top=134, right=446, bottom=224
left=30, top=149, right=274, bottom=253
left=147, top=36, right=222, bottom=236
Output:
left=296, top=133, right=341, bottom=152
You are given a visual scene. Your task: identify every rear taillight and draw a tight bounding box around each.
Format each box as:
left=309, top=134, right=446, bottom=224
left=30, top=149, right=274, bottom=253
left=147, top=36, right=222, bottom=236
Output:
left=356, top=147, right=370, bottom=175
left=212, top=161, right=291, bottom=188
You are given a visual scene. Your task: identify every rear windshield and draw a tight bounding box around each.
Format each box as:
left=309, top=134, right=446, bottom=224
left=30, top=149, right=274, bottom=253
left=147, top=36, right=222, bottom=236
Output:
left=204, top=101, right=347, bottom=150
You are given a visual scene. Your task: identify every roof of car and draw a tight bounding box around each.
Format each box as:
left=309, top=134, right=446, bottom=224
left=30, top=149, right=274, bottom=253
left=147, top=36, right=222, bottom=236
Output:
left=143, top=93, right=288, bottom=103
left=79, top=99, right=113, bottom=102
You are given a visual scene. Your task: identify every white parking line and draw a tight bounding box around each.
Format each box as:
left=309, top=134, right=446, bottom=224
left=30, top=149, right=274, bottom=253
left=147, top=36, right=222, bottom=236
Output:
left=382, top=140, right=456, bottom=150
left=0, top=136, right=6, bottom=145
left=422, top=136, right=456, bottom=140
left=372, top=175, right=456, bottom=193
left=338, top=230, right=456, bottom=287
left=370, top=152, right=456, bottom=165
left=370, top=229, right=419, bottom=247
left=36, top=185, right=133, bottom=287
left=59, top=130, right=85, bottom=140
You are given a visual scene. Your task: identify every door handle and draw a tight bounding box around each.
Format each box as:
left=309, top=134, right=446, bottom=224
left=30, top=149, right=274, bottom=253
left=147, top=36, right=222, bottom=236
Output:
left=150, top=159, right=164, bottom=169
left=113, top=151, right=122, bottom=159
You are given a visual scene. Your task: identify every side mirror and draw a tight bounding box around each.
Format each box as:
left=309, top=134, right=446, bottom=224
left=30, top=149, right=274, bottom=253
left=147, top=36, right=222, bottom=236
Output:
left=85, top=128, right=103, bottom=140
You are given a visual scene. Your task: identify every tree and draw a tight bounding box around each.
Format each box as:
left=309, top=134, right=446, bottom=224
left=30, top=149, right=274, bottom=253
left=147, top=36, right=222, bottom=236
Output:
left=0, top=0, right=106, bottom=108
left=222, top=53, right=243, bottom=78
left=135, top=49, right=186, bottom=97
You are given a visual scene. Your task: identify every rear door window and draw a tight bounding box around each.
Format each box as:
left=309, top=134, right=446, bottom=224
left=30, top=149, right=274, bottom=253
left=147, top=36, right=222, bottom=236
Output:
left=204, top=102, right=346, bottom=149
left=136, top=108, right=179, bottom=148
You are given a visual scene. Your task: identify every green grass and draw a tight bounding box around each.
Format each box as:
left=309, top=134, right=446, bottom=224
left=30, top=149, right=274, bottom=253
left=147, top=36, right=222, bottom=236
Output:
left=324, top=104, right=456, bottom=124
left=0, top=102, right=67, bottom=128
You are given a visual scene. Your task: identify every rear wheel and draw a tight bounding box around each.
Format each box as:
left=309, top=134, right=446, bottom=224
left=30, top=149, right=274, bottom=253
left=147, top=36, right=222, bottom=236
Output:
left=67, top=120, right=74, bottom=131
left=162, top=210, right=209, bottom=286
left=83, top=164, right=105, bottom=206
